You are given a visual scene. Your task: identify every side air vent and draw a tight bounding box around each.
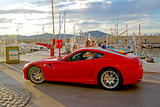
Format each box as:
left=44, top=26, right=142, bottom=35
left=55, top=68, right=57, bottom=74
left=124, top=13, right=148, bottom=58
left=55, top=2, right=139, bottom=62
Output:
left=48, top=64, right=53, bottom=68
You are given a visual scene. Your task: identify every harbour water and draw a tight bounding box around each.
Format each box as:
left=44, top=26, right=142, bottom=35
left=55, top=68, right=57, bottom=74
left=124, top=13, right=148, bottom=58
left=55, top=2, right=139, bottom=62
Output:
left=143, top=48, right=160, bottom=64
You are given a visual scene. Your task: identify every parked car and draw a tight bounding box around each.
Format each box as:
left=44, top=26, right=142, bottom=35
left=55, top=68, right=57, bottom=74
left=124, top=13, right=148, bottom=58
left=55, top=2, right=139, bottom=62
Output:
left=23, top=48, right=143, bottom=90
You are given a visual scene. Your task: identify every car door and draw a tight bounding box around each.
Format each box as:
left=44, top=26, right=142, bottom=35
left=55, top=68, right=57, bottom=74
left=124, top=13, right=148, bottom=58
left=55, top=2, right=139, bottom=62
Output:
left=51, top=51, right=95, bottom=82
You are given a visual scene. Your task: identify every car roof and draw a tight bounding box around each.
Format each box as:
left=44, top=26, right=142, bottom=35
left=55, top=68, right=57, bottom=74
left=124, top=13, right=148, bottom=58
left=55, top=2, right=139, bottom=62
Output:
left=78, top=48, right=125, bottom=56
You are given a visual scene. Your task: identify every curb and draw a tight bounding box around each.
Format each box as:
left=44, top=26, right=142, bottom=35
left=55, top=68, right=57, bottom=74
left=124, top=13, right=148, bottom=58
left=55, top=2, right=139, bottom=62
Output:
left=143, top=71, right=160, bottom=74
left=142, top=79, right=160, bottom=84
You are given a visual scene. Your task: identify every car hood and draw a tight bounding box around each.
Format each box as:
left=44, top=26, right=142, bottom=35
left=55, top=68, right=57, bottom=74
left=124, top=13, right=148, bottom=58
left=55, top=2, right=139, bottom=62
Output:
left=43, top=58, right=59, bottom=61
left=24, top=58, right=61, bottom=68
left=28, top=58, right=59, bottom=65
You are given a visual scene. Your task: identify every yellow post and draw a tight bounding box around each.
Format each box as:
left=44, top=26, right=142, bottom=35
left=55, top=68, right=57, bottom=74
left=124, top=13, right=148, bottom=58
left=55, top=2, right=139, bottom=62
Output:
left=51, top=0, right=55, bottom=56
left=51, top=0, right=55, bottom=37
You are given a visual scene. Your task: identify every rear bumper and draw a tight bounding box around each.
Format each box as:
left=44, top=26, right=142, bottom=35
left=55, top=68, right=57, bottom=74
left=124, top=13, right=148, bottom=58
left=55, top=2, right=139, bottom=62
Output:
left=123, top=66, right=143, bottom=85
left=137, top=67, right=143, bottom=81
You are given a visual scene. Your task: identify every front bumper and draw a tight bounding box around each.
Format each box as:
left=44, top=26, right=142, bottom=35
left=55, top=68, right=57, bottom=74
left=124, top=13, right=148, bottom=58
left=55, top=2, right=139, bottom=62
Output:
left=22, top=66, right=30, bottom=80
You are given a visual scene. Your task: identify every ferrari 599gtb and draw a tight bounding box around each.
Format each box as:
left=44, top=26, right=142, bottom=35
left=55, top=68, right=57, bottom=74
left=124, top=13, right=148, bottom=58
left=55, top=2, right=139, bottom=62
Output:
left=23, top=48, right=143, bottom=90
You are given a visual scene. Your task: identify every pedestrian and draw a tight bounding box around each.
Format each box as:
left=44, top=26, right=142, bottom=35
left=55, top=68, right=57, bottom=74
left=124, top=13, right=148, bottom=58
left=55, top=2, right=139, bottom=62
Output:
left=73, top=45, right=77, bottom=52
left=65, top=39, right=71, bottom=54
left=147, top=40, right=152, bottom=48
left=85, top=40, right=91, bottom=48
left=97, top=43, right=101, bottom=48
left=90, top=41, right=96, bottom=48
left=102, top=41, right=107, bottom=49
left=143, top=39, right=148, bottom=48
left=124, top=39, right=128, bottom=48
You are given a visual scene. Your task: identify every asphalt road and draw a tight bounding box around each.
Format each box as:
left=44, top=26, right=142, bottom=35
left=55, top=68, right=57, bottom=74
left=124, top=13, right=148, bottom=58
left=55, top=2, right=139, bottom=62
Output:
left=33, top=81, right=160, bottom=107
left=0, top=62, right=160, bottom=107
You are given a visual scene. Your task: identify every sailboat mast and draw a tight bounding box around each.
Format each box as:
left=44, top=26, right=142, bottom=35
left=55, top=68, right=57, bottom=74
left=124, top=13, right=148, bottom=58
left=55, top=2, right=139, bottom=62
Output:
left=126, top=24, right=128, bottom=37
left=64, top=11, right=66, bottom=41
left=117, top=17, right=119, bottom=44
left=51, top=0, right=55, bottom=56
left=139, top=24, right=142, bottom=52
left=51, top=0, right=55, bottom=39
left=59, top=11, right=61, bottom=39
left=139, top=24, right=141, bottom=45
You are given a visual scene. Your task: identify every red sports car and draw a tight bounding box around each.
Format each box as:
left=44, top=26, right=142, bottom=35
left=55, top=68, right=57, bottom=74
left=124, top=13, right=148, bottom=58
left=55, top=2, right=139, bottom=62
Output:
left=23, top=48, right=143, bottom=90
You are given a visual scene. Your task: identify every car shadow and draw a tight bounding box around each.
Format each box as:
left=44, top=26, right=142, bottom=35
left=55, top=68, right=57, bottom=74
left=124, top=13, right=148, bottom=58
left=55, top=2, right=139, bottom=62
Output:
left=34, top=81, right=141, bottom=91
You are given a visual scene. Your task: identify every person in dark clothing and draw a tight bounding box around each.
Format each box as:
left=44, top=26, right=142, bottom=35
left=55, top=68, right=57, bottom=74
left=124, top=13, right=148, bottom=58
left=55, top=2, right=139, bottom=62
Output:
left=102, top=41, right=107, bottom=49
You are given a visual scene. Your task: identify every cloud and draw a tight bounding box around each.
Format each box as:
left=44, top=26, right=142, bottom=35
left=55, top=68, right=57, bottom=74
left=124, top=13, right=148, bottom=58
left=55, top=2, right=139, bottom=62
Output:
left=0, top=18, right=13, bottom=23
left=0, top=9, right=48, bottom=15
left=0, top=26, right=11, bottom=29
left=61, top=0, right=160, bottom=34
left=0, top=0, right=160, bottom=35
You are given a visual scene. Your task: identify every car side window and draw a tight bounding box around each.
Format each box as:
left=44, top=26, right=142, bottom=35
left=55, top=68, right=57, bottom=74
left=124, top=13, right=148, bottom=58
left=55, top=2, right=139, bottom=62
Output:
left=67, top=52, right=85, bottom=61
left=82, top=52, right=96, bottom=60
left=67, top=51, right=104, bottom=62
left=94, top=52, right=104, bottom=58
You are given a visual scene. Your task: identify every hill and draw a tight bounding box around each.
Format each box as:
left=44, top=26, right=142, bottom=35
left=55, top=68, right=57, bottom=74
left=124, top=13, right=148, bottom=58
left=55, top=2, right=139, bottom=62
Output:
left=0, top=30, right=110, bottom=40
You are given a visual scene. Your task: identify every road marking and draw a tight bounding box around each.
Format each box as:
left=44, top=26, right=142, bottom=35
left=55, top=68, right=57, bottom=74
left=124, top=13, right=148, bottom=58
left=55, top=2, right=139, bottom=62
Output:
left=3, top=63, right=22, bottom=72
left=0, top=64, right=65, bottom=107
left=143, top=79, right=160, bottom=85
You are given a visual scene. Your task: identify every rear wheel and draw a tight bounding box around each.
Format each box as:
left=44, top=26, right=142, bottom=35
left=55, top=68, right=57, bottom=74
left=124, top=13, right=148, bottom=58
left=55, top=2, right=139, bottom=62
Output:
left=98, top=69, right=122, bottom=90
left=28, top=66, right=45, bottom=84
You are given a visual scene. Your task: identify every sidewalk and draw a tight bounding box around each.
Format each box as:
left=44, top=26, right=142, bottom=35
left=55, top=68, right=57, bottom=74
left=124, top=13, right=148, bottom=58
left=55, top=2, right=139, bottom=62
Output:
left=0, top=55, right=50, bottom=62
left=142, top=60, right=160, bottom=73
left=0, top=62, right=65, bottom=107
left=0, top=64, right=31, bottom=107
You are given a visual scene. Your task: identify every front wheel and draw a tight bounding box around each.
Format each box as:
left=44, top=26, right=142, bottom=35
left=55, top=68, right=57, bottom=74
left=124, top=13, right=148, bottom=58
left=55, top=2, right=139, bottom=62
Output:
left=28, top=66, right=45, bottom=84
left=98, top=69, right=122, bottom=90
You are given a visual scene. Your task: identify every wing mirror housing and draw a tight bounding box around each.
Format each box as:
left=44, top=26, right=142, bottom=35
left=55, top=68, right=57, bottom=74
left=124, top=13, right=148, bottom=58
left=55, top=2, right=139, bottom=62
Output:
left=62, top=57, right=67, bottom=61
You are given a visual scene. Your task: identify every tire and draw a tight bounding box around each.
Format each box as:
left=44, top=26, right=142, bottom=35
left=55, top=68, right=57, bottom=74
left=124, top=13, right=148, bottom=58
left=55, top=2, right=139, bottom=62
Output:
left=28, top=66, right=45, bottom=84
left=98, top=68, right=122, bottom=90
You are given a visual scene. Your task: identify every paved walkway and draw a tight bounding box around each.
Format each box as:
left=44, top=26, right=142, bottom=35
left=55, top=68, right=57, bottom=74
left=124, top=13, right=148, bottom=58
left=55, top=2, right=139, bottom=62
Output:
left=0, top=83, right=31, bottom=107
left=142, top=60, right=160, bottom=73
left=0, top=62, right=65, bottom=107
left=0, top=64, right=31, bottom=107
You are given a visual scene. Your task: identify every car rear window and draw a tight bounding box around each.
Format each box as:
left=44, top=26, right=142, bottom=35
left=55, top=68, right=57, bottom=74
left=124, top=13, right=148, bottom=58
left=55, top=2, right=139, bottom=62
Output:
left=99, top=49, right=125, bottom=57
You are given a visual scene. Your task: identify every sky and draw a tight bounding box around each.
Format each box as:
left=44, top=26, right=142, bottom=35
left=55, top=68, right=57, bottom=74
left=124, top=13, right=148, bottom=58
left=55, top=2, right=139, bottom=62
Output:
left=0, top=0, right=160, bottom=36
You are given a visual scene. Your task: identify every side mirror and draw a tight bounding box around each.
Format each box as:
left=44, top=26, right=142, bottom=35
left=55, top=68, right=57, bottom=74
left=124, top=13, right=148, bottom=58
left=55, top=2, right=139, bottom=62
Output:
left=62, top=57, right=67, bottom=61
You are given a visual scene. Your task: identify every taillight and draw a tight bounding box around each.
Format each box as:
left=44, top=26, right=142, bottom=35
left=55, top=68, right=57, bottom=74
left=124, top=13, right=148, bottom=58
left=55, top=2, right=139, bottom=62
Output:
left=135, top=58, right=142, bottom=67
left=139, top=59, right=142, bottom=67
